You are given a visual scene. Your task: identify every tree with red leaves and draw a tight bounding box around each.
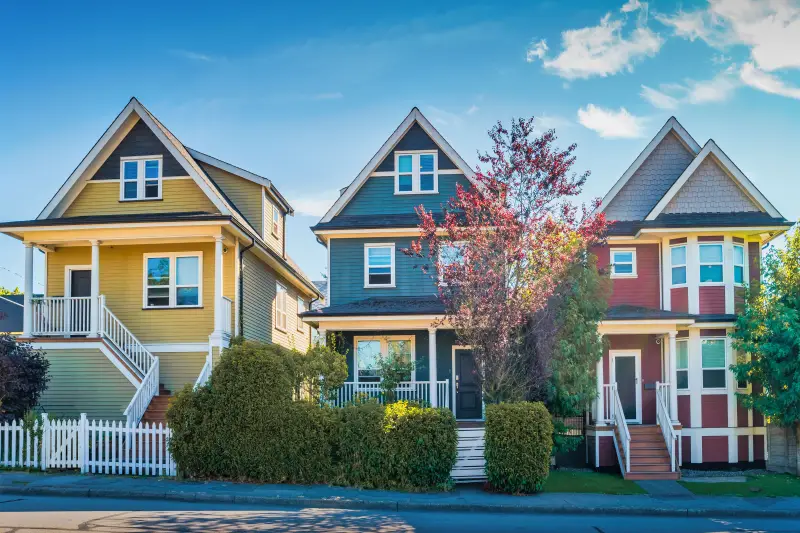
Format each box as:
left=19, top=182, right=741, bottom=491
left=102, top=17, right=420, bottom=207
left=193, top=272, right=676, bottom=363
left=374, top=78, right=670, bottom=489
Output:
left=406, top=118, right=607, bottom=403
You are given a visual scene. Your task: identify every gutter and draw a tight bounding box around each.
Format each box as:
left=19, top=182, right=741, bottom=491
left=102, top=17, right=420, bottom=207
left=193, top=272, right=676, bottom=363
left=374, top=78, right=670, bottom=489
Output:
left=237, top=237, right=255, bottom=338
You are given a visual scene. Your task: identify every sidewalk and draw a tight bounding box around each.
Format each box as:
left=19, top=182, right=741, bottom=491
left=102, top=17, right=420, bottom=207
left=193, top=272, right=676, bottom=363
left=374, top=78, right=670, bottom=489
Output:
left=2, top=471, right=800, bottom=518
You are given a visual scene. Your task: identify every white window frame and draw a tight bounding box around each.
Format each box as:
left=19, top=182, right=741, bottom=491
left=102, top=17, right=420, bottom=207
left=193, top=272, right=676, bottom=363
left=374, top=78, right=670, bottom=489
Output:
left=733, top=243, right=745, bottom=286
left=610, top=248, right=637, bottom=278
left=353, top=335, right=416, bottom=384
left=364, top=243, right=395, bottom=288
left=394, top=150, right=438, bottom=195
left=272, top=203, right=281, bottom=237
left=296, top=296, right=306, bottom=333
left=438, top=241, right=465, bottom=285
left=675, top=338, right=689, bottom=391
left=701, top=337, right=728, bottom=391
left=699, top=242, right=724, bottom=285
left=120, top=155, right=163, bottom=201
left=142, top=252, right=203, bottom=309
left=275, top=282, right=288, bottom=332
left=670, top=244, right=687, bottom=287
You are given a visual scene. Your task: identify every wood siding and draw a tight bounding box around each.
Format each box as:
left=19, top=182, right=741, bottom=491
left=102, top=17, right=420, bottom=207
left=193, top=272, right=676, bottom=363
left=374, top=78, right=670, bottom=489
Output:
left=90, top=119, right=185, bottom=180
left=200, top=162, right=264, bottom=235
left=671, top=287, right=689, bottom=312
left=699, top=286, right=725, bottom=314
left=595, top=244, right=661, bottom=309
left=63, top=179, right=218, bottom=217
left=678, top=395, right=691, bottom=428
left=153, top=351, right=207, bottom=393
left=39, top=348, right=136, bottom=420
left=701, top=394, right=728, bottom=428
left=702, top=436, right=729, bottom=462
left=338, top=175, right=470, bottom=217
left=748, top=242, right=761, bottom=285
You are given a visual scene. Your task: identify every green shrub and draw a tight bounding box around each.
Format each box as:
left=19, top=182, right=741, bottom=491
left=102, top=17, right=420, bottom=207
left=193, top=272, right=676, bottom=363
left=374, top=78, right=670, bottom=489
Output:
left=485, top=402, right=553, bottom=494
left=335, top=400, right=387, bottom=488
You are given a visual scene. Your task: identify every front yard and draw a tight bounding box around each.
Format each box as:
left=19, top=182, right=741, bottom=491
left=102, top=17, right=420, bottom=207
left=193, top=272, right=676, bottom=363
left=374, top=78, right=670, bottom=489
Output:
left=680, top=473, right=800, bottom=498
left=543, top=470, right=646, bottom=495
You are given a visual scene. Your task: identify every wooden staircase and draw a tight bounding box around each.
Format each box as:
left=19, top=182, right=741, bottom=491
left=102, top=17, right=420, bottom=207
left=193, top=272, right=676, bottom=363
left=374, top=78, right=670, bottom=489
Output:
left=141, top=385, right=172, bottom=425
left=616, top=425, right=679, bottom=480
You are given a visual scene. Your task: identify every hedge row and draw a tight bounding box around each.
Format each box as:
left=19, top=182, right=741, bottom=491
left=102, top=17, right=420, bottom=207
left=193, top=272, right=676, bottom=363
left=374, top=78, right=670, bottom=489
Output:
left=167, top=341, right=457, bottom=490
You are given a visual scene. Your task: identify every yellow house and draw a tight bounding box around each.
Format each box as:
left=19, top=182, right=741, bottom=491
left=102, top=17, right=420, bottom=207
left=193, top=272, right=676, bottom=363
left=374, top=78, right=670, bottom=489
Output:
left=0, top=98, right=320, bottom=425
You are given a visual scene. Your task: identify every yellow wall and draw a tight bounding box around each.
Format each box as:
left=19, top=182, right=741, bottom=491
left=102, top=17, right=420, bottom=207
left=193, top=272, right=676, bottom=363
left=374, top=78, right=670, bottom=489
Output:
left=63, top=179, right=218, bottom=217
left=201, top=164, right=264, bottom=235
left=153, top=351, right=207, bottom=393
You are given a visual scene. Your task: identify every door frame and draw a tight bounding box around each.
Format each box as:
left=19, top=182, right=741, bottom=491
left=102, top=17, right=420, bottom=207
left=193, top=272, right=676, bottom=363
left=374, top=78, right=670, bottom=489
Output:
left=64, top=265, right=92, bottom=297
left=609, top=349, right=642, bottom=424
left=452, top=345, right=483, bottom=421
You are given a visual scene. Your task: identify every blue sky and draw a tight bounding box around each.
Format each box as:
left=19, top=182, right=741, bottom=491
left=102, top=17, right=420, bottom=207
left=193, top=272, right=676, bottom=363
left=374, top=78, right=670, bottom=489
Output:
left=1, top=0, right=799, bottom=291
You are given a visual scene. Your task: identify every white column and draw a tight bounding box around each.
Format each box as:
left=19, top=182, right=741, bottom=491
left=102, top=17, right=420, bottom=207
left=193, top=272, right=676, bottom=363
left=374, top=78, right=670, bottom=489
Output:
left=234, top=238, right=241, bottom=337
left=90, top=240, right=100, bottom=337
left=723, top=236, right=735, bottom=314
left=595, top=353, right=604, bottom=423
left=213, top=235, right=224, bottom=335
left=318, top=328, right=327, bottom=346
left=687, top=236, right=700, bottom=314
left=428, top=328, right=438, bottom=407
left=22, top=243, right=33, bottom=337
left=661, top=237, right=672, bottom=310
left=668, top=331, right=679, bottom=423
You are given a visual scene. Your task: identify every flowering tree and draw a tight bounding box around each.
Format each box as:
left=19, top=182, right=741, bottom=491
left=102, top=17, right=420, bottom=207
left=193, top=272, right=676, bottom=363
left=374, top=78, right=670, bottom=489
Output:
left=406, top=118, right=607, bottom=403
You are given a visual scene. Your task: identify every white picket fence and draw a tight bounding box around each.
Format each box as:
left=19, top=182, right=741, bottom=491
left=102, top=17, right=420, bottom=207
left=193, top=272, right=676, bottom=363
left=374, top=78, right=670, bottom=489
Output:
left=0, top=414, right=175, bottom=477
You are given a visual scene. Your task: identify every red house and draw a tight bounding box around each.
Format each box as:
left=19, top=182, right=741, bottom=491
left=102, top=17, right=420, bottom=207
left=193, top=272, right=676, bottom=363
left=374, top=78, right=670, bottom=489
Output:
left=589, top=117, right=792, bottom=479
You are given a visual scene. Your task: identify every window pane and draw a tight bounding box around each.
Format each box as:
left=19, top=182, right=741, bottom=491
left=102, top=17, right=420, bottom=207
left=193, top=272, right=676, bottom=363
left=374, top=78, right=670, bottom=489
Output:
left=420, top=173, right=434, bottom=191
left=176, top=256, right=199, bottom=285
left=676, top=370, right=688, bottom=390
left=701, top=339, right=726, bottom=368
left=368, top=247, right=391, bottom=265
left=147, top=257, right=170, bottom=286
left=672, top=266, right=687, bottom=285
left=144, top=181, right=159, bottom=198
left=123, top=161, right=138, bottom=180
left=703, top=369, right=726, bottom=389
left=700, top=264, right=723, bottom=282
left=613, top=252, right=633, bottom=263
left=146, top=287, right=169, bottom=307
left=387, top=340, right=412, bottom=361
left=144, top=160, right=159, bottom=179
left=357, top=340, right=381, bottom=379
left=734, top=245, right=744, bottom=265
left=398, top=155, right=412, bottom=173
left=671, top=246, right=686, bottom=265
left=676, top=341, right=688, bottom=369
left=368, top=273, right=392, bottom=285
left=398, top=175, right=413, bottom=191
left=419, top=154, right=434, bottom=172
left=699, top=244, right=723, bottom=263
left=124, top=181, right=138, bottom=199
left=734, top=266, right=744, bottom=284
left=176, top=287, right=199, bottom=306
left=614, top=263, right=633, bottom=274
left=737, top=379, right=748, bottom=389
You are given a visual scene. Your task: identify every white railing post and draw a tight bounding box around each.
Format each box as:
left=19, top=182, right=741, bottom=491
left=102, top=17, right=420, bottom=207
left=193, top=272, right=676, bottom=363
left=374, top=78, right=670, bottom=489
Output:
left=213, top=235, right=224, bottom=336
left=40, top=413, right=49, bottom=471
left=78, top=413, right=87, bottom=473
left=23, top=243, right=33, bottom=337
left=668, top=331, right=679, bottom=423
left=428, top=328, right=438, bottom=407
left=90, top=241, right=100, bottom=337
left=595, top=356, right=604, bottom=424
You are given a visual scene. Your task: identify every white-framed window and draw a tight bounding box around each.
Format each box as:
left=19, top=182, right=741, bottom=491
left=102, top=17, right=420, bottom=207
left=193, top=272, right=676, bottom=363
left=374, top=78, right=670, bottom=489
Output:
left=143, top=252, right=202, bottom=308
left=354, top=335, right=414, bottom=383
left=121, top=155, right=162, bottom=201
left=734, top=244, right=745, bottom=285
left=701, top=338, right=727, bottom=389
left=275, top=282, right=287, bottom=332
left=395, top=151, right=438, bottom=194
left=263, top=192, right=282, bottom=240
left=364, top=243, right=395, bottom=288
left=438, top=241, right=465, bottom=284
left=671, top=245, right=687, bottom=286
left=676, top=339, right=688, bottom=390
left=297, top=296, right=306, bottom=333
left=699, top=243, right=724, bottom=283
left=610, top=249, right=637, bottom=278
left=272, top=204, right=281, bottom=237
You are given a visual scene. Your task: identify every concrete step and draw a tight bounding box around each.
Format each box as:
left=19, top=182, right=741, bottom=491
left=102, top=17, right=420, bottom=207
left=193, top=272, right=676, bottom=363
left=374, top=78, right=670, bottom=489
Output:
left=625, top=471, right=680, bottom=481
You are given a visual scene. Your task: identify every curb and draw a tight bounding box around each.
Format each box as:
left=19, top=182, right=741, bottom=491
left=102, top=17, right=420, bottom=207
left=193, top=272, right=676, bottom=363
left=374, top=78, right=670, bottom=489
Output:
left=3, top=485, right=800, bottom=519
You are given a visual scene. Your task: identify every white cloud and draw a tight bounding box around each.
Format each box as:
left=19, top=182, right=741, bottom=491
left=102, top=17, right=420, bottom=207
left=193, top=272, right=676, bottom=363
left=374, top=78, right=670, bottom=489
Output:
left=290, top=190, right=342, bottom=217
left=685, top=71, right=738, bottom=103
left=171, top=49, right=218, bottom=62
left=533, top=114, right=571, bottom=130
left=740, top=62, right=800, bottom=99
left=526, top=39, right=548, bottom=62
left=640, top=84, right=680, bottom=109
left=466, top=104, right=480, bottom=115
left=655, top=9, right=721, bottom=45
left=621, top=0, right=645, bottom=13
left=577, top=104, right=646, bottom=138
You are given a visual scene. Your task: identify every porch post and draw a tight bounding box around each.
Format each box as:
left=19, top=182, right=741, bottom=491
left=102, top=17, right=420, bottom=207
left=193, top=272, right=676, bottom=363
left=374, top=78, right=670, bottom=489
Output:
left=668, top=331, right=679, bottom=423
left=213, top=235, right=224, bottom=335
left=318, top=328, right=327, bottom=346
left=428, top=327, right=438, bottom=407
left=90, top=240, right=100, bottom=337
left=595, top=352, right=604, bottom=423
left=22, top=243, right=33, bottom=337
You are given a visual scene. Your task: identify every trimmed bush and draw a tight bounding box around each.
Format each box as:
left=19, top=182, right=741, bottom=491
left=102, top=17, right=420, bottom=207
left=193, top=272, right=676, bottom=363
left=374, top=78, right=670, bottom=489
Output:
left=485, top=402, right=553, bottom=494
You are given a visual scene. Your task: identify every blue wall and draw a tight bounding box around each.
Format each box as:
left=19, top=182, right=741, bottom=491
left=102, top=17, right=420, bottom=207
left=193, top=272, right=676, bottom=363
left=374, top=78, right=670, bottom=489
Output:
left=338, top=174, right=471, bottom=217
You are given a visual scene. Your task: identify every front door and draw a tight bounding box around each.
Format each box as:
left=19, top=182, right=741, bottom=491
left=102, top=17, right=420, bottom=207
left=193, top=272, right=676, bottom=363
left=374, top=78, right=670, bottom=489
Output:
left=611, top=351, right=641, bottom=423
left=454, top=348, right=482, bottom=420
left=69, top=269, right=91, bottom=335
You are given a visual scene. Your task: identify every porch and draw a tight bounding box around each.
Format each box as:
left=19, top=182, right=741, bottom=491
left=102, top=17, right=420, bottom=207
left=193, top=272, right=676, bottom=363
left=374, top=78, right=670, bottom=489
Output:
left=324, top=380, right=450, bottom=408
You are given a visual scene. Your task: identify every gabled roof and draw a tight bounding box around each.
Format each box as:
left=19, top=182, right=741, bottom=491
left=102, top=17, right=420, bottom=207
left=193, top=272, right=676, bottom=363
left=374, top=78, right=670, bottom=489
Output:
left=318, top=107, right=477, bottom=224
left=645, top=139, right=783, bottom=220
left=596, top=117, right=701, bottom=215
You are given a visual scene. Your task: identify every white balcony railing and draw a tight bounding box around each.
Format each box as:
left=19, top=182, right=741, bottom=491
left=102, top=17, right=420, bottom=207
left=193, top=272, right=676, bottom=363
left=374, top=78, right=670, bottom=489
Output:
left=31, top=296, right=92, bottom=336
left=656, top=381, right=677, bottom=472
left=221, top=296, right=233, bottom=336
left=324, top=380, right=450, bottom=408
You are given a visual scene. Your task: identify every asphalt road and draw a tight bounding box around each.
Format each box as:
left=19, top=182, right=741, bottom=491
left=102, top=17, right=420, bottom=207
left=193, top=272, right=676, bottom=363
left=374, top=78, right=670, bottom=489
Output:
left=1, top=494, right=799, bottom=532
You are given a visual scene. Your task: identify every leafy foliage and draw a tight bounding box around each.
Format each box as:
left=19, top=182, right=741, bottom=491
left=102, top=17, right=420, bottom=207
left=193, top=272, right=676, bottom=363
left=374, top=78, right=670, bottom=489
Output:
left=375, top=351, right=416, bottom=403
left=292, top=339, right=348, bottom=402
left=0, top=335, right=50, bottom=422
left=0, top=287, right=21, bottom=296
left=485, top=402, right=553, bottom=494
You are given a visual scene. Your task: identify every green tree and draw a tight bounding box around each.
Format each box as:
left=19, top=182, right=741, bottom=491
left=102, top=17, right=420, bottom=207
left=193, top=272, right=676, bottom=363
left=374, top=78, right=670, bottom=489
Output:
left=0, top=335, right=50, bottom=421
left=730, top=230, right=800, bottom=476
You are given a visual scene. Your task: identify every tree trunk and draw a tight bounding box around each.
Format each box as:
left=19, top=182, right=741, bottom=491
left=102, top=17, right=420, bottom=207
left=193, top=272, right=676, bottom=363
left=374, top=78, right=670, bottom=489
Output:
left=795, top=422, right=800, bottom=478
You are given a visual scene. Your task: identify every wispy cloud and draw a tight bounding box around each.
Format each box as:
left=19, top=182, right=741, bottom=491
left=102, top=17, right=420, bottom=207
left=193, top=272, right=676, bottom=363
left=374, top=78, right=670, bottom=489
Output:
left=426, top=104, right=481, bottom=126
left=313, top=92, right=344, bottom=100
left=577, top=104, right=647, bottom=139
left=170, top=49, right=220, bottom=63
left=289, top=190, right=343, bottom=218
left=740, top=62, right=800, bottom=99
left=640, top=85, right=680, bottom=110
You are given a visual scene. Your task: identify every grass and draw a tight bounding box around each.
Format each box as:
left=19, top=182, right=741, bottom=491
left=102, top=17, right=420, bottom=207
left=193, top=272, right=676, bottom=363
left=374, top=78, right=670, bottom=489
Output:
left=680, top=473, right=800, bottom=498
left=542, top=470, right=646, bottom=495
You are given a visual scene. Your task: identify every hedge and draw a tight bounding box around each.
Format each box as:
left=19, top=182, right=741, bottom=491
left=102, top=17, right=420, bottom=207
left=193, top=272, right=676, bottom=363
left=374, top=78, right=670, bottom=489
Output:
left=484, top=402, right=553, bottom=494
left=167, top=340, right=457, bottom=490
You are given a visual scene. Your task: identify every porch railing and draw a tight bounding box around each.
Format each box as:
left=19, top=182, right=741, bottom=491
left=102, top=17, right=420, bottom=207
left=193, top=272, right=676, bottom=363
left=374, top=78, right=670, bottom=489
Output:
left=194, top=352, right=213, bottom=390
left=325, top=380, right=450, bottom=408
left=656, top=381, right=677, bottom=472
left=124, top=358, right=159, bottom=427
left=99, top=296, right=155, bottom=378
left=31, top=296, right=92, bottom=336
left=608, top=383, right=631, bottom=474
left=221, top=296, right=233, bottom=336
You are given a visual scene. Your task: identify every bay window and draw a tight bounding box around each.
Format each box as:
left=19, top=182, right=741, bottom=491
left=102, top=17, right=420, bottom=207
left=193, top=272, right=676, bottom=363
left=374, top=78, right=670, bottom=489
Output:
left=701, top=338, right=727, bottom=389
left=121, top=156, right=162, bottom=201
left=734, top=244, right=745, bottom=285
left=676, top=339, right=688, bottom=390
left=699, top=243, right=724, bottom=283
left=671, top=245, right=687, bottom=286
left=395, top=151, right=438, bottom=194
left=355, top=336, right=414, bottom=383
left=143, top=252, right=202, bottom=308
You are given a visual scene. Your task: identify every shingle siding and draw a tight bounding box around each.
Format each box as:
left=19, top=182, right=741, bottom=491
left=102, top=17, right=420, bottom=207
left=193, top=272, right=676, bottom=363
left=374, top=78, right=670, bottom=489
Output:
left=604, top=132, right=695, bottom=221
left=91, top=119, right=185, bottom=180
left=338, top=175, right=470, bottom=217
left=663, top=156, right=760, bottom=214
left=374, top=123, right=457, bottom=172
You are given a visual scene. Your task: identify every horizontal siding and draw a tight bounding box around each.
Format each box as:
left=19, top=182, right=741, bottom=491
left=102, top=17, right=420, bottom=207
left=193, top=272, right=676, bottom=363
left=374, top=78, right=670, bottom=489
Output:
left=91, top=119, right=185, bottom=180
left=338, top=175, right=470, bottom=217
left=272, top=273, right=313, bottom=351
left=374, top=123, right=458, bottom=172
left=63, top=179, right=218, bottom=217
left=201, top=163, right=263, bottom=235
left=671, top=287, right=689, bottom=312
left=594, top=244, right=661, bottom=309
left=263, top=198, right=284, bottom=256
left=153, top=351, right=207, bottom=394
left=241, top=250, right=274, bottom=343
left=699, top=286, right=725, bottom=314
left=330, top=237, right=436, bottom=304
left=39, top=348, right=135, bottom=421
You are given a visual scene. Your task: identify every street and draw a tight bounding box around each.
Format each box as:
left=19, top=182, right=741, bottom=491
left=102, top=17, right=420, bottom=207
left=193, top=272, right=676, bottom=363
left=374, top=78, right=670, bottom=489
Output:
left=1, top=495, right=799, bottom=532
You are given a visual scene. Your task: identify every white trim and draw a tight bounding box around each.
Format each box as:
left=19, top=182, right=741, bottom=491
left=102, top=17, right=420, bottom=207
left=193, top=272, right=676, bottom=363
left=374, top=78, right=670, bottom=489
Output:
left=638, top=225, right=790, bottom=235
left=353, top=335, right=416, bottom=384
left=681, top=426, right=766, bottom=437
left=675, top=338, right=689, bottom=392
left=119, top=155, right=163, bottom=201
left=275, top=281, right=288, bottom=332
left=326, top=239, right=332, bottom=306
left=596, top=117, right=701, bottom=215
left=699, top=335, right=728, bottom=392
left=371, top=168, right=464, bottom=177
left=0, top=220, right=230, bottom=234
left=305, top=314, right=445, bottom=323
left=143, top=342, right=210, bottom=353
left=609, top=349, right=642, bottom=424
left=645, top=140, right=782, bottom=220
left=142, top=251, right=204, bottom=309
left=364, top=243, right=396, bottom=288
left=83, top=176, right=192, bottom=182
left=64, top=265, right=92, bottom=297
left=394, top=150, right=439, bottom=195
left=698, top=241, right=724, bottom=285
left=319, top=107, right=477, bottom=223
left=669, top=243, right=687, bottom=288
left=610, top=248, right=637, bottom=278
left=733, top=242, right=746, bottom=287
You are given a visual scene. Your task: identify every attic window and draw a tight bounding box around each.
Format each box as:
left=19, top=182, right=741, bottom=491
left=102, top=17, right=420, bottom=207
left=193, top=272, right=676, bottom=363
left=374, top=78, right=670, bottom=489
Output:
left=120, top=156, right=162, bottom=201
left=395, top=151, right=437, bottom=194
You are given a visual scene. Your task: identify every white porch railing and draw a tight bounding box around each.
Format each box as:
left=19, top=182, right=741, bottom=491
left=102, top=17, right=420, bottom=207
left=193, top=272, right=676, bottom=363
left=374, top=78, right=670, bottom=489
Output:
left=124, top=359, right=159, bottom=427
left=99, top=296, right=155, bottom=377
left=221, top=296, right=233, bottom=336
left=31, top=296, right=92, bottom=336
left=194, top=353, right=213, bottom=390
left=600, top=383, right=614, bottom=424
left=656, top=381, right=677, bottom=473
left=325, top=380, right=450, bottom=408
left=608, top=383, right=631, bottom=475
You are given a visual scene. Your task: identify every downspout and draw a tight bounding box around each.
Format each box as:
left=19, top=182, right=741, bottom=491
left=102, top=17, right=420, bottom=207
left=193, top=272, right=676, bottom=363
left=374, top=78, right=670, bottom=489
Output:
left=238, top=237, right=255, bottom=339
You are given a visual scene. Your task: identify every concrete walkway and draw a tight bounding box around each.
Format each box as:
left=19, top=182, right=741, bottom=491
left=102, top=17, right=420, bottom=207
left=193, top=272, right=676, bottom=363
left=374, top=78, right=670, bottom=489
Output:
left=2, top=471, right=800, bottom=519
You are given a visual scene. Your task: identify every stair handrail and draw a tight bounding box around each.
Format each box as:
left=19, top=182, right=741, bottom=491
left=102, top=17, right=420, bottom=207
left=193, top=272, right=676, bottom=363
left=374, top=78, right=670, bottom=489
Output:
left=655, top=381, right=677, bottom=472
left=194, top=352, right=213, bottom=390
left=99, top=295, right=155, bottom=376
left=124, top=358, right=159, bottom=427
left=610, top=383, right=631, bottom=474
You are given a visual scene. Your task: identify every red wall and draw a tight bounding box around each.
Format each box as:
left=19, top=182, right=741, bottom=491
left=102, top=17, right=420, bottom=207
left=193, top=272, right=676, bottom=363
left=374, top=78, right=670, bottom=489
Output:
left=682, top=435, right=691, bottom=464
left=605, top=335, right=661, bottom=424
left=702, top=436, right=728, bottom=462
left=738, top=435, right=749, bottom=462
left=671, top=287, right=688, bottom=312
left=598, top=436, right=617, bottom=467
left=678, top=395, right=691, bottom=428
left=737, top=400, right=749, bottom=427
left=748, top=242, right=761, bottom=285
left=595, top=244, right=661, bottom=309
left=754, top=435, right=765, bottom=460
left=702, top=395, right=728, bottom=428
left=699, top=286, right=726, bottom=314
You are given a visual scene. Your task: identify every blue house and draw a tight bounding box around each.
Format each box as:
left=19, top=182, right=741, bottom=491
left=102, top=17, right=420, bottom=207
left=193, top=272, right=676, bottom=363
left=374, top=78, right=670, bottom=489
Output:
left=302, top=108, right=483, bottom=420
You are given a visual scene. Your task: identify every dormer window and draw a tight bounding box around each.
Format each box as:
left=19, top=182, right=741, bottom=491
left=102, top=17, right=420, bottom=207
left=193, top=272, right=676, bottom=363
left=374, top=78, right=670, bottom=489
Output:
left=272, top=205, right=280, bottom=237
left=395, top=151, right=437, bottom=194
left=120, top=156, right=162, bottom=201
